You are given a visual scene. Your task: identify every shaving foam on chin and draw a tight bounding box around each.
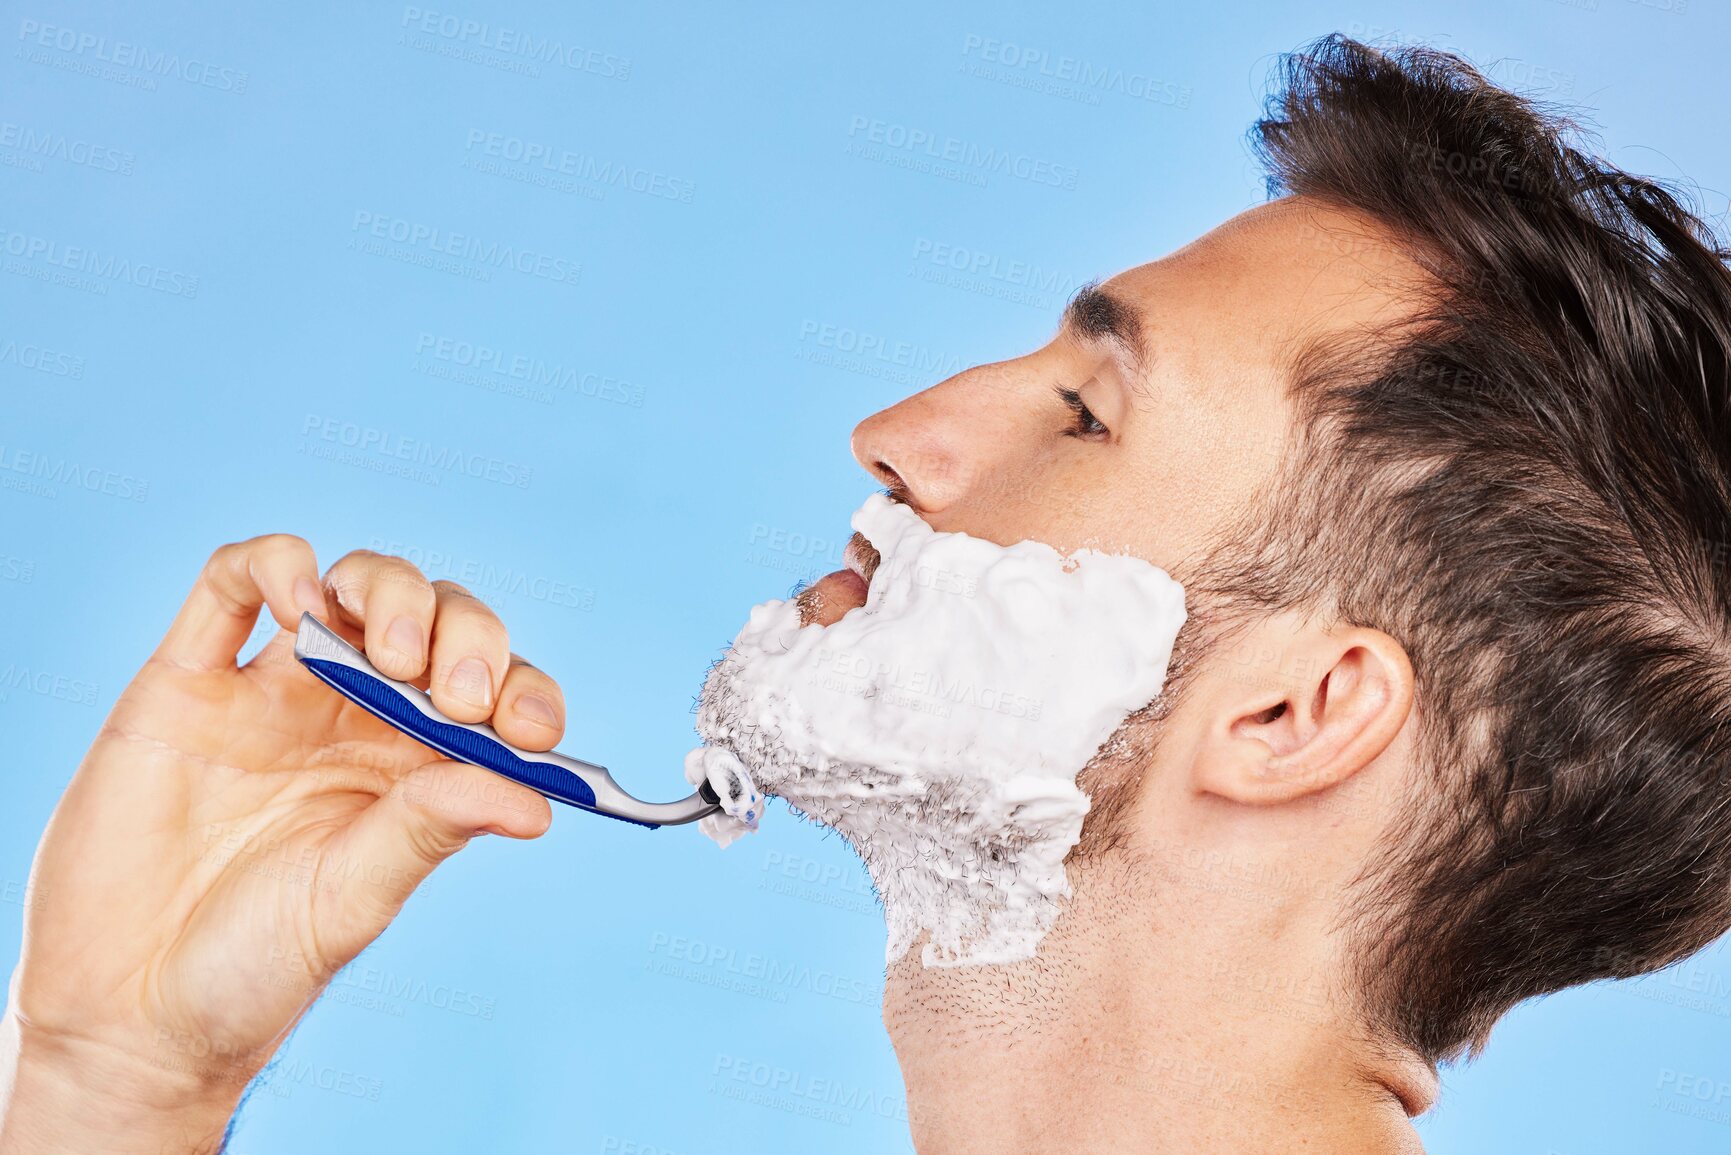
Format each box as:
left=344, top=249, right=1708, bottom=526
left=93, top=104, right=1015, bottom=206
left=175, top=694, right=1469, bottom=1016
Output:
left=690, top=494, right=1187, bottom=967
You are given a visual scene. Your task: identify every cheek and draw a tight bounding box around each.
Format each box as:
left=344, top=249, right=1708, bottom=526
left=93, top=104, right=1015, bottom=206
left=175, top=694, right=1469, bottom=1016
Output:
left=944, top=452, right=1186, bottom=562
left=1104, top=397, right=1275, bottom=568
left=1043, top=457, right=1198, bottom=567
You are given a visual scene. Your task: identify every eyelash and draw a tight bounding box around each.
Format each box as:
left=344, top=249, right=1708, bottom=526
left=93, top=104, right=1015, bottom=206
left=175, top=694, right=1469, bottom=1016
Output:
left=1054, top=384, right=1110, bottom=440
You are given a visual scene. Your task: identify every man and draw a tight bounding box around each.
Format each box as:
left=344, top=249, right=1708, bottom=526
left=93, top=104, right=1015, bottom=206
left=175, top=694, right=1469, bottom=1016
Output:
left=4, top=33, right=1729, bottom=1154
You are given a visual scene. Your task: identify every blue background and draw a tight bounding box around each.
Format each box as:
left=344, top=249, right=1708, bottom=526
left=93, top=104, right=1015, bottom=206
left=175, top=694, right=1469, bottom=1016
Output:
left=4, top=1, right=1728, bottom=1152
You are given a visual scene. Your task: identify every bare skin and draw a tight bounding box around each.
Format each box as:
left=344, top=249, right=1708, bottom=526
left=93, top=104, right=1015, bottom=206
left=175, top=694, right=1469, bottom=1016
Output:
left=2, top=194, right=1438, bottom=1153
left=0, top=540, right=560, bottom=1153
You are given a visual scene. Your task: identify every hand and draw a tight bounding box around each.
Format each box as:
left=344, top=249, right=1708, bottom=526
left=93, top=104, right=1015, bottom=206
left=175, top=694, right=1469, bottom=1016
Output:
left=0, top=536, right=565, bottom=1153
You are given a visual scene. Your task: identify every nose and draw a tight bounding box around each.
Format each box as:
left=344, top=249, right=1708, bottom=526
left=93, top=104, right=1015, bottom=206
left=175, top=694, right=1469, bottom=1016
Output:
left=850, top=380, right=984, bottom=515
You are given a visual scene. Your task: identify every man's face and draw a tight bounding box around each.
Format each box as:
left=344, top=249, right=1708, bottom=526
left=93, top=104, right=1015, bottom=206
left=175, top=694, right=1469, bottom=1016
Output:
left=693, top=195, right=1433, bottom=965
left=801, top=195, right=1427, bottom=626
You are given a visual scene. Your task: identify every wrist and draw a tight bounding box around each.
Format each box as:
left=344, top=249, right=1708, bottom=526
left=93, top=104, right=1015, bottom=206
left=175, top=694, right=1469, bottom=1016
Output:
left=0, top=1009, right=248, bottom=1155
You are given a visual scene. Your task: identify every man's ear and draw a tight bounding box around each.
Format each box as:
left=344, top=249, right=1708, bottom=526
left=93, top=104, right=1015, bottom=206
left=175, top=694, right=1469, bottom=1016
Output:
left=1192, top=621, right=1414, bottom=806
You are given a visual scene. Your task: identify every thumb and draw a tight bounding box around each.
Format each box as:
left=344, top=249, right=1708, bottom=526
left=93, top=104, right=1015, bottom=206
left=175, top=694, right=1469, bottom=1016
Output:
left=316, top=761, right=552, bottom=955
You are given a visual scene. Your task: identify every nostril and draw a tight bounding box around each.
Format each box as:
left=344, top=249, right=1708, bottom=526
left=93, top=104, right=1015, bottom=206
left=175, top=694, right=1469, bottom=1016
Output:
left=873, top=460, right=910, bottom=499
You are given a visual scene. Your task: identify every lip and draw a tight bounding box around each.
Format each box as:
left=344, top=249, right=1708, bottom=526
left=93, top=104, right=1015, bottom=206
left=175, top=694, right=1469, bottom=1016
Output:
left=796, top=567, right=867, bottom=627
left=844, top=531, right=881, bottom=586
left=796, top=530, right=882, bottom=628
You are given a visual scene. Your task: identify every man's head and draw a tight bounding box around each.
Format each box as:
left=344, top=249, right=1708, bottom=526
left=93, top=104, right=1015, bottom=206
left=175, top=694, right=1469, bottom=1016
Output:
left=847, top=33, right=1731, bottom=1072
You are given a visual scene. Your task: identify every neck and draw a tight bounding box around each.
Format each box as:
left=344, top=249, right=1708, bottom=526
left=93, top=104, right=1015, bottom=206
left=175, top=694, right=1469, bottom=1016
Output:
left=881, top=851, right=1434, bottom=1155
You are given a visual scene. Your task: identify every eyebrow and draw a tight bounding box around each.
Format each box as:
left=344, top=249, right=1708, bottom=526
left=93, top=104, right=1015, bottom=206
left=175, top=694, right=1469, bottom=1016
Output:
left=1060, top=280, right=1152, bottom=383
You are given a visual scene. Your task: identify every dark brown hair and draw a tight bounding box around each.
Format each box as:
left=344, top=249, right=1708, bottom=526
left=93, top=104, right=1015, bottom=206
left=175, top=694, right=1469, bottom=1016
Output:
left=1196, top=33, right=1731, bottom=1065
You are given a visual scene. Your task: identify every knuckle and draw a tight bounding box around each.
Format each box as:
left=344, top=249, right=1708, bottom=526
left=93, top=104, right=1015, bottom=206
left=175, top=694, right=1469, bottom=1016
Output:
left=327, top=547, right=381, bottom=570
left=432, top=583, right=506, bottom=636
left=443, top=617, right=509, bottom=657
left=322, top=550, right=375, bottom=598
left=401, top=809, right=466, bottom=866
left=203, top=538, right=242, bottom=573
left=377, top=565, right=438, bottom=611
left=197, top=543, right=251, bottom=612
left=330, top=552, right=437, bottom=611
left=430, top=579, right=484, bottom=605
left=252, top=534, right=318, bottom=581
left=509, top=662, right=563, bottom=698
left=253, top=532, right=313, bottom=560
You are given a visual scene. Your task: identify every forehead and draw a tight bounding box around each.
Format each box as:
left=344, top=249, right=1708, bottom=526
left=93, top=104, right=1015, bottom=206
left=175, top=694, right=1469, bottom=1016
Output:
left=1092, top=195, right=1433, bottom=391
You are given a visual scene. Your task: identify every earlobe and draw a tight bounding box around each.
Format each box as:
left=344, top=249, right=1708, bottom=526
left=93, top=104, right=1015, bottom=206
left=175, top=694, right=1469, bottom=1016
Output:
left=1195, top=625, right=1413, bottom=806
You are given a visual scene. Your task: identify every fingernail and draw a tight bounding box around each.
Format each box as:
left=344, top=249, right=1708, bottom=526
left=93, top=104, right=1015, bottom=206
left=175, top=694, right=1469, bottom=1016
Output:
left=448, top=658, right=493, bottom=709
left=513, top=694, right=558, bottom=728
left=294, top=577, right=326, bottom=618
left=385, top=615, right=425, bottom=666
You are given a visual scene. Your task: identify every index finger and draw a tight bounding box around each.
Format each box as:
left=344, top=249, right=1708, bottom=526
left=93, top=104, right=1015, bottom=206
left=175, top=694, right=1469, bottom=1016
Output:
left=153, top=534, right=330, bottom=671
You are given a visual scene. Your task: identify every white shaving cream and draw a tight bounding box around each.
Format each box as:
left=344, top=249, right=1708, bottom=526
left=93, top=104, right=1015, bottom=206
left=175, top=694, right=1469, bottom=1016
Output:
left=690, top=494, right=1186, bottom=966
left=682, top=745, right=762, bottom=850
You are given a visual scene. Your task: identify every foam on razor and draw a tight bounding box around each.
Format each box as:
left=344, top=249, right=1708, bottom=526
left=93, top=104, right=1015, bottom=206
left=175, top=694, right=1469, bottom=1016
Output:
left=690, top=493, right=1186, bottom=966
left=682, top=745, right=761, bottom=849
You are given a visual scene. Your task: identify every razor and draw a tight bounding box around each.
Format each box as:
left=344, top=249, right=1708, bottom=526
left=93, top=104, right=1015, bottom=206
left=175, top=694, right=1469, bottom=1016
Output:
left=292, top=613, right=721, bottom=829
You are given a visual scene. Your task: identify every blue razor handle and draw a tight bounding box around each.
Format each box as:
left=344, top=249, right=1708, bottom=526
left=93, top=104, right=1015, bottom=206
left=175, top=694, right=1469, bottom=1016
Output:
left=292, top=613, right=720, bottom=829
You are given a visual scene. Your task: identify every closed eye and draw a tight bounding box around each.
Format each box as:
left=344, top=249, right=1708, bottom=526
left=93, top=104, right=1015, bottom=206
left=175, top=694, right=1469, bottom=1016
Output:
left=1054, top=384, right=1110, bottom=441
